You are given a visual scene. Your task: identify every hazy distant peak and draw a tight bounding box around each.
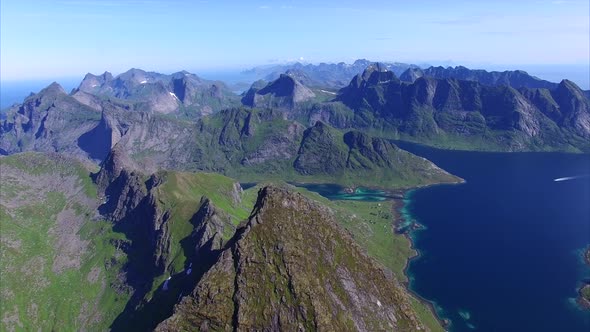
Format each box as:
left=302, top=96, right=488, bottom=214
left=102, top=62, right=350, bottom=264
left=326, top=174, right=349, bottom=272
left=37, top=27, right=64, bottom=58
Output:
left=41, top=82, right=67, bottom=95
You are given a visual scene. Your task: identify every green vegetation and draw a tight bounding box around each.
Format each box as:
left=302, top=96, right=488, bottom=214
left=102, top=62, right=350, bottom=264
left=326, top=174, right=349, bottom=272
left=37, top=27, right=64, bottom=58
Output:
left=0, top=153, right=128, bottom=331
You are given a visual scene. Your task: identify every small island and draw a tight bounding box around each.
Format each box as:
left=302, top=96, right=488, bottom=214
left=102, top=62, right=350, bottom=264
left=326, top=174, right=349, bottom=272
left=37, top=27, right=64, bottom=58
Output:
left=578, top=247, right=590, bottom=310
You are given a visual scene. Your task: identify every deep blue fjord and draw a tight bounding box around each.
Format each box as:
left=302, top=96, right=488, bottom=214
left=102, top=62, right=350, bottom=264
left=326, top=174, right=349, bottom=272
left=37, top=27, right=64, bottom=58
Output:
left=396, top=142, right=590, bottom=332
left=299, top=143, right=590, bottom=331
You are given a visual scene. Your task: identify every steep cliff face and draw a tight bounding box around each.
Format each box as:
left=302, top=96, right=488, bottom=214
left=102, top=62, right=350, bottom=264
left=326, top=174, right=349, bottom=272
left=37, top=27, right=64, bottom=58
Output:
left=157, top=186, right=427, bottom=332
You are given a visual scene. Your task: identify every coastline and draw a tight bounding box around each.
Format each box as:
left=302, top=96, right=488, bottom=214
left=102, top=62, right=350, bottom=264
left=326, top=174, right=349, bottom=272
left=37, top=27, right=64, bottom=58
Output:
left=391, top=178, right=467, bottom=331
left=391, top=187, right=451, bottom=330
left=577, top=247, right=590, bottom=310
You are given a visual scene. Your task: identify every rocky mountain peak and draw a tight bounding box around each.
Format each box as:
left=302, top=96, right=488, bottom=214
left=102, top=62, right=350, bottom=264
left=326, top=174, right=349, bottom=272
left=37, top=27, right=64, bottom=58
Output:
left=242, top=73, right=315, bottom=109
left=41, top=82, right=67, bottom=96
left=156, top=185, right=427, bottom=331
left=399, top=67, right=425, bottom=82
left=95, top=145, right=138, bottom=192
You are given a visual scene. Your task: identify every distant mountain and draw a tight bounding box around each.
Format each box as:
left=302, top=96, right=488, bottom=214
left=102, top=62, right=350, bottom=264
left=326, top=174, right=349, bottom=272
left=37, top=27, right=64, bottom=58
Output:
left=241, top=73, right=316, bottom=110
left=305, top=64, right=590, bottom=152
left=0, top=83, right=197, bottom=163
left=243, top=59, right=420, bottom=89
left=76, top=68, right=239, bottom=116
left=0, top=82, right=103, bottom=158
left=156, top=186, right=428, bottom=331
left=400, top=65, right=558, bottom=90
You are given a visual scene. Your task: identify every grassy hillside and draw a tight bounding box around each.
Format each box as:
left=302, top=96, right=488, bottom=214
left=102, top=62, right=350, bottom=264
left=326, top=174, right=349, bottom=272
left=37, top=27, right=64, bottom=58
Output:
left=0, top=153, right=129, bottom=331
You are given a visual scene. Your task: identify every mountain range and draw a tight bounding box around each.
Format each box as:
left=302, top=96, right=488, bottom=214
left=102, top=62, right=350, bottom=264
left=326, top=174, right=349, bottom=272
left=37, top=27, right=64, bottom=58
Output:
left=299, top=64, right=590, bottom=152
left=399, top=65, right=559, bottom=89
left=75, top=68, right=239, bottom=116
left=242, top=59, right=421, bottom=89
left=2, top=59, right=589, bottom=331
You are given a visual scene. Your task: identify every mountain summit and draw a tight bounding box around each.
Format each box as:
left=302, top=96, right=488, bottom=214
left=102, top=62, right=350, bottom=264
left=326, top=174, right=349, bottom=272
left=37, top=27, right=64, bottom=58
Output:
left=157, top=186, right=427, bottom=331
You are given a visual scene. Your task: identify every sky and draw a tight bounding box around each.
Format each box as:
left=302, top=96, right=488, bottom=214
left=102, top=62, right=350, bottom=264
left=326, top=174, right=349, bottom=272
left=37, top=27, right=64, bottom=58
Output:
left=1, top=0, right=589, bottom=81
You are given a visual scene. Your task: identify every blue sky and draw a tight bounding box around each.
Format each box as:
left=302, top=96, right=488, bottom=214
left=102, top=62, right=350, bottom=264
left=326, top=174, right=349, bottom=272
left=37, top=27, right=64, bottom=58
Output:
left=1, top=0, right=588, bottom=80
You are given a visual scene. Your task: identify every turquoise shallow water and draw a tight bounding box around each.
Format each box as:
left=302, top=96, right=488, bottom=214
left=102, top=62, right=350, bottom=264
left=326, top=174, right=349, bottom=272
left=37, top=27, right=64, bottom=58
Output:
left=287, top=183, right=393, bottom=201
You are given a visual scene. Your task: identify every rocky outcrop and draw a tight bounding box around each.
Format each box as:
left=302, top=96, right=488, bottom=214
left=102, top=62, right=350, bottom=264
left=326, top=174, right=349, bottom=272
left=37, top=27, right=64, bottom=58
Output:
left=191, top=197, right=235, bottom=254
left=157, top=186, right=427, bottom=331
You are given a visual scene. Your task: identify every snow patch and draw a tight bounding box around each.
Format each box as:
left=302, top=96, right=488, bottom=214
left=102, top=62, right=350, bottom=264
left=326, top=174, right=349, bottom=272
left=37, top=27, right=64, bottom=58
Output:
left=320, top=90, right=337, bottom=95
left=140, top=80, right=147, bottom=84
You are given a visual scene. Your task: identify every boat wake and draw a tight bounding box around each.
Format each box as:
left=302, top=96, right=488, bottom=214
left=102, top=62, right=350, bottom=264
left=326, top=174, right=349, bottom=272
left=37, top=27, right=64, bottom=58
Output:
left=554, top=175, right=589, bottom=182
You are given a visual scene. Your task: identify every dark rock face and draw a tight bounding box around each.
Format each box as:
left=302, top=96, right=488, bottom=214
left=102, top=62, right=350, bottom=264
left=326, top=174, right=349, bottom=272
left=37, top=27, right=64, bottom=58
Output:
left=77, top=112, right=117, bottom=161
left=191, top=197, right=235, bottom=254
left=156, top=186, right=426, bottom=332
